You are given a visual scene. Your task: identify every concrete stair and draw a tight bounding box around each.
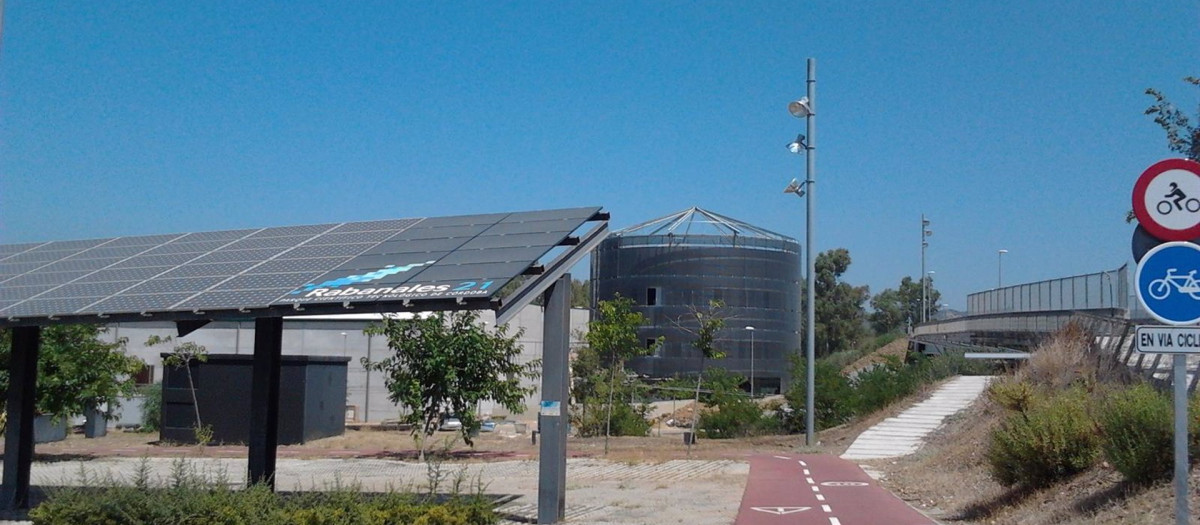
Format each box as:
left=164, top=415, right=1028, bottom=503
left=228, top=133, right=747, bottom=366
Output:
left=840, top=375, right=993, bottom=460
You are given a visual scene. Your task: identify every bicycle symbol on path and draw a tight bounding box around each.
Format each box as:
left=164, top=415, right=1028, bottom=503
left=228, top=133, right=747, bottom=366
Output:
left=1157, top=183, right=1200, bottom=215
left=1148, top=268, right=1200, bottom=300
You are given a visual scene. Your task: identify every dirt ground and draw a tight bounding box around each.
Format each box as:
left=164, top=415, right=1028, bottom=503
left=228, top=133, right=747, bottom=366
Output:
left=872, top=394, right=1200, bottom=525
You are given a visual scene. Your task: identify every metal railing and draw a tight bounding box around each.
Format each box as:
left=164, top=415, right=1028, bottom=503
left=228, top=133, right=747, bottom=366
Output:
left=967, top=265, right=1128, bottom=316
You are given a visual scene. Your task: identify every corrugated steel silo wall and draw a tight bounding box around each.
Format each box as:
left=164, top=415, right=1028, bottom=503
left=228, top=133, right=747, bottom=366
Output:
left=592, top=236, right=801, bottom=393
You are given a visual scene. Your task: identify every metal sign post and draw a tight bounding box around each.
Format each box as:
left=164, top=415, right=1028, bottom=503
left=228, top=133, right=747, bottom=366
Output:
left=1133, top=159, right=1200, bottom=525
left=1134, top=239, right=1200, bottom=525
left=1134, top=326, right=1195, bottom=525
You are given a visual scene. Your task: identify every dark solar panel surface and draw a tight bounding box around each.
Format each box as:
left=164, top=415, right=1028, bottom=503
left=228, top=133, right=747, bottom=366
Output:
left=0, top=207, right=601, bottom=322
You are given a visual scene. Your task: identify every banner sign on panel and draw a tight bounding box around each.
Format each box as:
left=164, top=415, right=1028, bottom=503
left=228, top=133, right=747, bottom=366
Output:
left=1135, top=326, right=1200, bottom=354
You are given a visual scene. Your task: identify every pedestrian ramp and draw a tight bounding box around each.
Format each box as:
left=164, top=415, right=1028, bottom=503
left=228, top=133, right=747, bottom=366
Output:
left=840, top=375, right=993, bottom=460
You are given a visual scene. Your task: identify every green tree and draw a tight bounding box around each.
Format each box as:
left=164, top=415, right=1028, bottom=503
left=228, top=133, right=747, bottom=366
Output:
left=363, top=311, right=538, bottom=460
left=1128, top=76, right=1200, bottom=222
left=1145, top=76, right=1200, bottom=161
left=0, top=325, right=143, bottom=422
left=813, top=249, right=869, bottom=356
left=870, top=276, right=940, bottom=334
left=674, top=300, right=727, bottom=450
left=571, top=279, right=590, bottom=308
left=576, top=295, right=658, bottom=452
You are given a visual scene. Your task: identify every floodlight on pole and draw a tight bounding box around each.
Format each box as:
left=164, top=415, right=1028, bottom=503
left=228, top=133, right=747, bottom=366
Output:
left=787, top=134, right=808, bottom=154
left=785, top=57, right=817, bottom=447
left=788, top=97, right=813, bottom=118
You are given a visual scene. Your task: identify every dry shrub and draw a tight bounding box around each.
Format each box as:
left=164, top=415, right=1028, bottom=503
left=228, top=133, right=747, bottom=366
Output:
left=1018, top=322, right=1095, bottom=391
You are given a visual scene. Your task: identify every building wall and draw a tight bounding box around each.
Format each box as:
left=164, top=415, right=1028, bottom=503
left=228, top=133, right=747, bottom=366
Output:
left=592, top=237, right=802, bottom=394
left=102, top=305, right=588, bottom=424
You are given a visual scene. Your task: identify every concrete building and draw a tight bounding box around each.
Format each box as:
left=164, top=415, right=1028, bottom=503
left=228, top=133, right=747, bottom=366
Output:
left=591, top=207, right=801, bottom=394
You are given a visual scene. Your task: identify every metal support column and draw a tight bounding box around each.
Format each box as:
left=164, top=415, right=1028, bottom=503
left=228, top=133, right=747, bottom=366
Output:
left=2, top=326, right=39, bottom=510
left=1174, top=354, right=1189, bottom=525
left=248, top=316, right=283, bottom=489
left=538, top=274, right=570, bottom=524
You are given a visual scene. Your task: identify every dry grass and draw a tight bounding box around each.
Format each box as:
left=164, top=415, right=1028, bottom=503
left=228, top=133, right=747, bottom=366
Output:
left=842, top=337, right=910, bottom=375
left=874, top=324, right=1200, bottom=524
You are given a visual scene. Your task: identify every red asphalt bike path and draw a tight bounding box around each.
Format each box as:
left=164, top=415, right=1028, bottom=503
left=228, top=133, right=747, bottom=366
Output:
left=735, top=454, right=937, bottom=525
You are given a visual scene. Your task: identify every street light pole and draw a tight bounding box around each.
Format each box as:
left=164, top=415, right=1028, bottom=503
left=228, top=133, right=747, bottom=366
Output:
left=745, top=326, right=755, bottom=397
left=920, top=215, right=932, bottom=323
left=785, top=58, right=817, bottom=447
left=997, top=249, right=1008, bottom=288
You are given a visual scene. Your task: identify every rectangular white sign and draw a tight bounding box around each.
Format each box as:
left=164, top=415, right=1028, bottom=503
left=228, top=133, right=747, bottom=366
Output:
left=1135, top=325, right=1200, bottom=354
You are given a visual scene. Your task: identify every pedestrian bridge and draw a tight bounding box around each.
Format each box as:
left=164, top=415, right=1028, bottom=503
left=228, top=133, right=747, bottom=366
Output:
left=911, top=265, right=1200, bottom=391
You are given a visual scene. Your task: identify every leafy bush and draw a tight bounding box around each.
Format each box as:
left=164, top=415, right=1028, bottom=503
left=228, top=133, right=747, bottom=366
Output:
left=138, top=383, right=162, bottom=433
left=1097, top=382, right=1172, bottom=484
left=698, top=374, right=775, bottom=439
left=850, top=356, right=915, bottom=414
left=986, top=386, right=1099, bottom=488
left=573, top=396, right=651, bottom=437
left=784, top=356, right=855, bottom=432
left=29, top=482, right=497, bottom=525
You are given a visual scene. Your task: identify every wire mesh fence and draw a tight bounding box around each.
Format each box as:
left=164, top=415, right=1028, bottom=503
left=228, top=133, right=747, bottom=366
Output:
left=967, top=265, right=1128, bottom=315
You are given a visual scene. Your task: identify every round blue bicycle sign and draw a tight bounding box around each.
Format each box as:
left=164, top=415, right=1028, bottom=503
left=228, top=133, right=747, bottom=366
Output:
left=1137, top=241, right=1200, bottom=325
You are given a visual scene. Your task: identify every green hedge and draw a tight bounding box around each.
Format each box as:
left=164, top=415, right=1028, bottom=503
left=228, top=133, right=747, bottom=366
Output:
left=29, top=484, right=497, bottom=525
left=986, top=386, right=1099, bottom=488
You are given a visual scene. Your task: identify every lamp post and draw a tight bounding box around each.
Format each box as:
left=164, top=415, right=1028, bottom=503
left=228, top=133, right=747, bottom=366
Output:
left=786, top=57, right=816, bottom=447
left=997, top=249, right=1008, bottom=288
left=744, top=326, right=755, bottom=397
left=340, top=332, right=348, bottom=356
left=920, top=215, right=932, bottom=323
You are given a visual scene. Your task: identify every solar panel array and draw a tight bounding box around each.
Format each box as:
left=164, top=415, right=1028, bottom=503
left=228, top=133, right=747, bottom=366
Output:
left=0, top=207, right=603, bottom=324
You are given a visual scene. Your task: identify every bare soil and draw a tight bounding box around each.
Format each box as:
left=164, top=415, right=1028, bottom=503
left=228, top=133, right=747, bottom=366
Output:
left=872, top=388, right=1200, bottom=524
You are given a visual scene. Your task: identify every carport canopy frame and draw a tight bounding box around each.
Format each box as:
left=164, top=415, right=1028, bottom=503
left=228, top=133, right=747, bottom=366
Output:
left=0, top=206, right=607, bottom=525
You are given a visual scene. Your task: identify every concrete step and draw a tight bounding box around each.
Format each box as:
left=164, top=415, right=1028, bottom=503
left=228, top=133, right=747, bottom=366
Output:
left=840, top=375, right=994, bottom=461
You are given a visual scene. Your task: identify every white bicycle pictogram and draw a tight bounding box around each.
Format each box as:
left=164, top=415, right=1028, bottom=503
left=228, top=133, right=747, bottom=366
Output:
left=1148, top=268, right=1200, bottom=300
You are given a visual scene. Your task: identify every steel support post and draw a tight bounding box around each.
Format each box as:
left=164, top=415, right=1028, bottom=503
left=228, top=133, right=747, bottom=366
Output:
left=2, top=326, right=39, bottom=510
left=538, top=274, right=570, bottom=524
left=248, top=316, right=283, bottom=489
left=1174, top=354, right=1189, bottom=525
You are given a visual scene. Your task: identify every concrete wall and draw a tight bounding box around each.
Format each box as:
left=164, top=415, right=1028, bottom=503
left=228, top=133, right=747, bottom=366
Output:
left=102, top=304, right=588, bottom=424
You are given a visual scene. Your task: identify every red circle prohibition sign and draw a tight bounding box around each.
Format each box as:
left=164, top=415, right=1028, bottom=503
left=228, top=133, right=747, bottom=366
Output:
left=1132, top=158, right=1200, bottom=241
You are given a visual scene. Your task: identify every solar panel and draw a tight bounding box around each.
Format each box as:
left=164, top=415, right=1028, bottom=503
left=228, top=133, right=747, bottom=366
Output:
left=0, top=207, right=604, bottom=325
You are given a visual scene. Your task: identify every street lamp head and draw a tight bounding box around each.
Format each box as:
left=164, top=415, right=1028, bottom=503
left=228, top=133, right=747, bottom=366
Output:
left=786, top=134, right=808, bottom=154
left=744, top=326, right=755, bottom=331
left=788, top=97, right=813, bottom=118
left=998, top=249, right=1008, bottom=254
left=783, top=178, right=806, bottom=197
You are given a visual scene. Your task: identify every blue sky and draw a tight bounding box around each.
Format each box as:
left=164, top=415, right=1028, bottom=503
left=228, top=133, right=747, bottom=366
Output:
left=1, top=2, right=1197, bottom=310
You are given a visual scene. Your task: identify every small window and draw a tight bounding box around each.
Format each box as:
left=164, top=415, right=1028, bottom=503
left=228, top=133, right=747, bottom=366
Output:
left=646, top=338, right=656, bottom=348
left=647, top=287, right=659, bottom=306
left=133, top=364, right=155, bottom=385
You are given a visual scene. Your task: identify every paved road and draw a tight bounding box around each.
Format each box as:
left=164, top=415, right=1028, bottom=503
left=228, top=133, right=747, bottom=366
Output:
left=735, top=454, right=935, bottom=525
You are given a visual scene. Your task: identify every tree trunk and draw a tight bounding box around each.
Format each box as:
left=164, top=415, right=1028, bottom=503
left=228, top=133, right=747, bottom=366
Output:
left=604, top=363, right=618, bottom=455
left=688, top=357, right=706, bottom=457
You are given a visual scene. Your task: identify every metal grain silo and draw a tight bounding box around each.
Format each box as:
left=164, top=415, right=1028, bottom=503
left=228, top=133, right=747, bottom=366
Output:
left=591, top=207, right=801, bottom=394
